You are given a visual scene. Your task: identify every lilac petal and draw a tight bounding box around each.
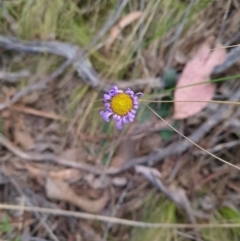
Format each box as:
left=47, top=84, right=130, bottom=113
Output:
left=123, top=116, right=128, bottom=124
left=100, top=110, right=113, bottom=122
left=125, top=88, right=134, bottom=96
left=108, top=86, right=119, bottom=96
left=117, top=115, right=121, bottom=120
left=133, top=96, right=138, bottom=102
left=104, top=94, right=111, bottom=102
left=105, top=103, right=110, bottom=108
left=128, top=112, right=135, bottom=119
left=134, top=105, right=139, bottom=109
left=116, top=118, right=123, bottom=129
left=131, top=109, right=136, bottom=114
left=128, top=117, right=134, bottom=122
left=135, top=92, right=143, bottom=97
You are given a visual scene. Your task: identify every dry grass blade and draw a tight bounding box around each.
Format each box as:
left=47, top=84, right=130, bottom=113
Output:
left=1, top=203, right=240, bottom=229
left=146, top=105, right=240, bottom=171
left=140, top=100, right=240, bottom=105
left=10, top=105, right=70, bottom=121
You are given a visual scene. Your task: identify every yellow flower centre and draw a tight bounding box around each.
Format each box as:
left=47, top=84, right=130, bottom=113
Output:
left=110, top=93, right=133, bottom=116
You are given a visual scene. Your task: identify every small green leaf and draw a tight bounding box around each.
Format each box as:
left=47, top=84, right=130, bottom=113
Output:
left=164, top=68, right=177, bottom=88
left=0, top=217, right=11, bottom=234
left=160, top=121, right=178, bottom=141
left=160, top=130, right=174, bottom=141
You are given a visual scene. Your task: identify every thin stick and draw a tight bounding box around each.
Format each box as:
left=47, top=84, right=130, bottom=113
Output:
left=140, top=100, right=240, bottom=105
left=146, top=105, right=240, bottom=171
left=0, top=203, right=240, bottom=229
left=211, top=44, right=240, bottom=50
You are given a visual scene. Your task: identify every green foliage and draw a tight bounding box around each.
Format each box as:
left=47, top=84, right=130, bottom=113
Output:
left=131, top=196, right=177, bottom=241
left=164, top=68, right=177, bottom=89
left=0, top=217, right=11, bottom=234
left=201, top=208, right=240, bottom=241
left=160, top=121, right=179, bottom=141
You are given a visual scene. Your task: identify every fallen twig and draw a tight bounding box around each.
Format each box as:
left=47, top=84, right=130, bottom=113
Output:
left=0, top=35, right=100, bottom=87
left=0, top=70, right=30, bottom=83
left=10, top=104, right=70, bottom=122
left=1, top=203, right=240, bottom=229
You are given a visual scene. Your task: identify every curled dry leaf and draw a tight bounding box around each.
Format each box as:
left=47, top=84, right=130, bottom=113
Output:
left=46, top=178, right=109, bottom=213
left=25, top=164, right=81, bottom=182
left=112, top=176, right=128, bottom=187
left=174, top=37, right=226, bottom=119
left=135, top=165, right=161, bottom=178
left=105, top=11, right=142, bottom=52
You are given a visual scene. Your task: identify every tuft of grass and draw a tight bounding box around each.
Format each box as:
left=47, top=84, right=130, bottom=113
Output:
left=201, top=207, right=240, bottom=241
left=131, top=194, right=177, bottom=241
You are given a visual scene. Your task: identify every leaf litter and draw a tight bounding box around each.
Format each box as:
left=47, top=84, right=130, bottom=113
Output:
left=1, top=1, right=240, bottom=241
left=174, top=36, right=226, bottom=119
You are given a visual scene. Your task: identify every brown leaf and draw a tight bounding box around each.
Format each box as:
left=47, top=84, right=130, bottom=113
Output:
left=111, top=139, right=136, bottom=168
left=46, top=178, right=109, bottom=213
left=60, top=148, right=88, bottom=162
left=14, top=130, right=34, bottom=150
left=105, top=11, right=142, bottom=52
left=137, top=133, right=161, bottom=155
left=173, top=37, right=226, bottom=119
left=21, top=91, right=40, bottom=104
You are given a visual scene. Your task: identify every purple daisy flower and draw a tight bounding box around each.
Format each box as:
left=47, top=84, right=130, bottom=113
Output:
left=100, top=86, right=143, bottom=129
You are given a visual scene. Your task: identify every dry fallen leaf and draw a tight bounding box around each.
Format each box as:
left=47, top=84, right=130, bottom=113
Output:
left=173, top=37, right=226, bottom=119
left=111, top=139, right=136, bottom=168
left=105, top=11, right=142, bottom=52
left=60, top=147, right=88, bottom=162
left=46, top=178, right=109, bottom=213
left=14, top=130, right=34, bottom=150
left=137, top=133, right=161, bottom=155
left=21, top=91, right=40, bottom=104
